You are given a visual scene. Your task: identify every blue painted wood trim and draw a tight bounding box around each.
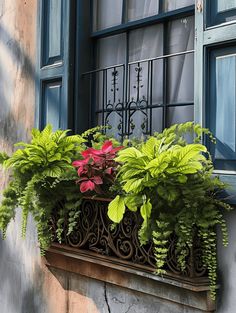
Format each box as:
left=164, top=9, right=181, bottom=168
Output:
left=35, top=0, right=75, bottom=131
left=195, top=1, right=236, bottom=199
left=206, top=1, right=236, bottom=27
left=73, top=0, right=92, bottom=133
left=91, top=5, right=195, bottom=39
left=34, top=0, right=42, bottom=129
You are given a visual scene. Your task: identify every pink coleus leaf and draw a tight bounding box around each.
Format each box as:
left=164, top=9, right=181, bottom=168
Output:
left=104, top=167, right=113, bottom=175
left=81, top=148, right=101, bottom=157
left=101, top=141, right=113, bottom=153
left=72, top=158, right=89, bottom=167
left=80, top=180, right=95, bottom=193
left=110, top=146, right=123, bottom=154
left=91, top=176, right=103, bottom=185
left=77, top=166, right=87, bottom=176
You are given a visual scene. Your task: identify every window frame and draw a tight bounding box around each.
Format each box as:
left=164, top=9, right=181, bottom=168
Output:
left=206, top=44, right=236, bottom=171
left=206, top=0, right=236, bottom=27
left=195, top=0, right=236, bottom=203
left=83, top=1, right=195, bottom=138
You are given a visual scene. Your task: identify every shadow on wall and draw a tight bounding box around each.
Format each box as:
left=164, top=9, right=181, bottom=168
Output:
left=0, top=22, right=36, bottom=145
left=0, top=214, right=47, bottom=313
left=0, top=23, right=60, bottom=146
left=0, top=20, right=66, bottom=313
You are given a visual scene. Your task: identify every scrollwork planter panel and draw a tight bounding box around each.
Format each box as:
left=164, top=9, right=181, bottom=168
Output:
left=50, top=197, right=207, bottom=280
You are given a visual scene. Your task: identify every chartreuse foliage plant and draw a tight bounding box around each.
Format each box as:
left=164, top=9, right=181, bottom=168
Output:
left=0, top=124, right=121, bottom=251
left=0, top=125, right=88, bottom=251
left=0, top=122, right=232, bottom=299
left=108, top=122, right=231, bottom=299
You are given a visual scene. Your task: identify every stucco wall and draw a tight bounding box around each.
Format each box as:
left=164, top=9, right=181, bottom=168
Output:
left=0, top=1, right=64, bottom=312
left=217, top=211, right=236, bottom=313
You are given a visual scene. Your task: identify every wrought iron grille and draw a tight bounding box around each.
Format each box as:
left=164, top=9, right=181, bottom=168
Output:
left=51, top=198, right=207, bottom=279
left=83, top=49, right=194, bottom=139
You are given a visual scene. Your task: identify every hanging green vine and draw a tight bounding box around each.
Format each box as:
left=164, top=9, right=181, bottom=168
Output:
left=0, top=122, right=233, bottom=299
left=108, top=122, right=232, bottom=299
left=0, top=125, right=85, bottom=252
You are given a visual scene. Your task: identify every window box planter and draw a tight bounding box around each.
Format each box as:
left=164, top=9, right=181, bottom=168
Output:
left=50, top=197, right=207, bottom=282
left=0, top=123, right=230, bottom=312
left=46, top=197, right=215, bottom=313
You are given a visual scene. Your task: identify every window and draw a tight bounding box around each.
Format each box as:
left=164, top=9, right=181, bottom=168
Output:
left=83, top=0, right=195, bottom=139
left=207, top=46, right=236, bottom=171
left=195, top=0, right=236, bottom=193
left=207, top=0, right=236, bottom=26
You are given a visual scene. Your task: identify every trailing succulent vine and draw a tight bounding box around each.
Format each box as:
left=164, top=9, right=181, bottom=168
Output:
left=0, top=122, right=232, bottom=299
left=107, top=122, right=232, bottom=299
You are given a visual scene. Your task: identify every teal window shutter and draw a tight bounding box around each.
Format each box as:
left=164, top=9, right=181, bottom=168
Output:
left=36, top=0, right=74, bottom=130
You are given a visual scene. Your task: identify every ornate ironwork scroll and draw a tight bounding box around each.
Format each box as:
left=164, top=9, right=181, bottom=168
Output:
left=51, top=198, right=207, bottom=279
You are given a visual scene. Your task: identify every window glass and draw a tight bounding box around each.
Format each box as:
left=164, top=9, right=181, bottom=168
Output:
left=208, top=48, right=236, bottom=170
left=167, top=16, right=194, bottom=104
left=91, top=2, right=194, bottom=138
left=127, top=0, right=159, bottom=21
left=215, top=54, right=236, bottom=160
left=167, top=105, right=194, bottom=126
left=97, top=34, right=126, bottom=68
left=207, top=0, right=236, bottom=26
left=96, top=34, right=126, bottom=112
left=129, top=24, right=164, bottom=105
left=129, top=24, right=163, bottom=61
left=218, top=0, right=236, bottom=12
left=164, top=0, right=194, bottom=11
left=93, top=0, right=123, bottom=31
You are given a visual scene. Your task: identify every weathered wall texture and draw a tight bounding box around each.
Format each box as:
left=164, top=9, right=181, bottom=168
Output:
left=217, top=211, right=236, bottom=313
left=0, top=1, right=63, bottom=312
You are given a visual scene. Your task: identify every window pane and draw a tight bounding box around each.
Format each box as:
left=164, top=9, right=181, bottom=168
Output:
left=167, top=105, right=193, bottom=127
left=93, top=0, right=123, bottom=31
left=218, top=0, right=236, bottom=12
left=164, top=0, right=194, bottom=11
left=97, top=34, right=126, bottom=68
left=214, top=54, right=236, bottom=160
left=96, top=34, right=126, bottom=111
left=151, top=107, right=163, bottom=133
left=129, top=25, right=163, bottom=61
left=127, top=0, right=159, bottom=21
left=167, top=16, right=194, bottom=104
left=207, top=0, right=236, bottom=26
left=129, top=25, right=163, bottom=105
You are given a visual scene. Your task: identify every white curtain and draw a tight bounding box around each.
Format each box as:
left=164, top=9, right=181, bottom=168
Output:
left=165, top=16, right=194, bottom=127
left=127, top=0, right=159, bottom=21
left=215, top=55, right=236, bottom=160
left=128, top=24, right=163, bottom=137
left=96, top=34, right=126, bottom=137
left=218, top=0, right=236, bottom=12
left=93, top=0, right=123, bottom=31
left=167, top=16, right=194, bottom=104
left=164, top=0, right=194, bottom=11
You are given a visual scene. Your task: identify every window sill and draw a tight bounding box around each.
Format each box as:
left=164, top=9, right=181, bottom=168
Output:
left=45, top=244, right=215, bottom=312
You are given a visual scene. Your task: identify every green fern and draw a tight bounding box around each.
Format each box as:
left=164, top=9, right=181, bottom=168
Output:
left=0, top=124, right=85, bottom=251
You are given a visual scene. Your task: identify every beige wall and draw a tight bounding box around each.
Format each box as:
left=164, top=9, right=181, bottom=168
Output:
left=0, top=0, right=36, bottom=188
left=0, top=1, right=67, bottom=312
